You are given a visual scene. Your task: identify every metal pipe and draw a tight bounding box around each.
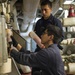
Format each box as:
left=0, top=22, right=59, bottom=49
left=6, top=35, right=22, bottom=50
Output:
left=21, top=0, right=40, bottom=32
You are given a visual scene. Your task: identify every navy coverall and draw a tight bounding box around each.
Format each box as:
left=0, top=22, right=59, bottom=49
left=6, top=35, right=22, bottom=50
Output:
left=10, top=44, right=66, bottom=75
left=33, top=14, right=64, bottom=74
left=34, top=14, right=64, bottom=38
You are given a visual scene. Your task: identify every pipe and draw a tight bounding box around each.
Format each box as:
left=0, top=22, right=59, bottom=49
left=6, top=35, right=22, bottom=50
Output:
left=65, top=63, right=75, bottom=74
left=29, top=31, right=45, bottom=48
left=19, top=65, right=31, bottom=74
left=61, top=38, right=75, bottom=45
left=21, top=0, right=40, bottom=32
left=20, top=0, right=40, bottom=50
left=10, top=0, right=17, bottom=13
left=0, top=58, right=11, bottom=74
left=11, top=6, right=20, bottom=31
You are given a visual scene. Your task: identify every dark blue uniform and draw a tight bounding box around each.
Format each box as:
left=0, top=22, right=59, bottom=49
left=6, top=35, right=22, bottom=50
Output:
left=34, top=14, right=64, bottom=51
left=32, top=14, right=64, bottom=74
left=10, top=44, right=66, bottom=75
left=34, top=14, right=64, bottom=38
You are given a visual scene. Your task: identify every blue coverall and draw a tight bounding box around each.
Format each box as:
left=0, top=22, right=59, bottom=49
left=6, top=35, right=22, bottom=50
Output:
left=10, top=44, right=66, bottom=75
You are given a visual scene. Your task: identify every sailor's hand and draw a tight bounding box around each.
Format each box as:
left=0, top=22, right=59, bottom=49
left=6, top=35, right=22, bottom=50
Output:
left=10, top=46, right=18, bottom=52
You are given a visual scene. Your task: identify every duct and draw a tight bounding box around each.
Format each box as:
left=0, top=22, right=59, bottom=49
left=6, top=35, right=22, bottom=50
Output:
left=20, top=0, right=40, bottom=50
left=21, top=0, right=40, bottom=32
left=20, top=23, right=34, bottom=50
left=11, top=6, right=20, bottom=31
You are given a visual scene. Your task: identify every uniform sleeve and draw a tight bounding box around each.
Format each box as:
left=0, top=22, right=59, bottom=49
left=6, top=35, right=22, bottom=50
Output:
left=34, top=21, right=39, bottom=34
left=34, top=19, right=42, bottom=37
left=19, top=47, right=31, bottom=54
left=55, top=19, right=64, bottom=41
left=10, top=49, right=48, bottom=68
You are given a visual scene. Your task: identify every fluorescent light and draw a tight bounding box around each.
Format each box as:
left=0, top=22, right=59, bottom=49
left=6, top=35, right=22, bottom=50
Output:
left=64, top=0, right=74, bottom=4
left=59, top=7, right=63, bottom=10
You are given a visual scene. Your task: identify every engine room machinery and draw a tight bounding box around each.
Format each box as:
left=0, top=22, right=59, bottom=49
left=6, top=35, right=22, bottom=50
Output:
left=0, top=0, right=75, bottom=75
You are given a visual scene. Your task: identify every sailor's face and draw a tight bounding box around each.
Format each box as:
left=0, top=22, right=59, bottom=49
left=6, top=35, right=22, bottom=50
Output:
left=41, top=30, right=50, bottom=44
left=41, top=4, right=52, bottom=19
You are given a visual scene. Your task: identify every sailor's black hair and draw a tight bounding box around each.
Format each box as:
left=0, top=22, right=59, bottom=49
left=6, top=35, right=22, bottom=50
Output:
left=40, top=0, right=52, bottom=8
left=46, top=24, right=62, bottom=43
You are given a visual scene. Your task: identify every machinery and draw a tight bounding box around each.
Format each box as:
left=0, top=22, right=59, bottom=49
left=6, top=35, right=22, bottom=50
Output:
left=0, top=0, right=75, bottom=75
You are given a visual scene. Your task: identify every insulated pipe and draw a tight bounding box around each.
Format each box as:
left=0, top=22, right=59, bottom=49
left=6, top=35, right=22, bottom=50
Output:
left=10, top=0, right=17, bottom=13
left=19, top=65, right=31, bottom=74
left=11, top=7, right=20, bottom=31
left=68, top=63, right=75, bottom=74
left=29, top=31, right=45, bottom=48
left=20, top=23, right=34, bottom=50
left=65, top=63, right=75, bottom=74
left=0, top=58, right=11, bottom=74
left=20, top=0, right=40, bottom=50
left=21, top=0, right=40, bottom=32
left=61, top=38, right=75, bottom=45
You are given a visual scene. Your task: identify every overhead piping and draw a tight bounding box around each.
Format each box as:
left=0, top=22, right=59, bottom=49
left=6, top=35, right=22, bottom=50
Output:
left=20, top=0, right=40, bottom=32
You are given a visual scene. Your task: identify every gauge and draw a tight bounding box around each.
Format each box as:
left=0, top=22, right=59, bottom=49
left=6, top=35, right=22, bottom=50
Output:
left=67, top=33, right=71, bottom=38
